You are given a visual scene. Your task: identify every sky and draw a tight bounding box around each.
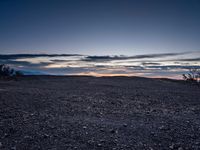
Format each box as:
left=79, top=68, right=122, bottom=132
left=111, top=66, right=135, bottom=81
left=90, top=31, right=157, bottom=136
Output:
left=0, top=0, right=200, bottom=78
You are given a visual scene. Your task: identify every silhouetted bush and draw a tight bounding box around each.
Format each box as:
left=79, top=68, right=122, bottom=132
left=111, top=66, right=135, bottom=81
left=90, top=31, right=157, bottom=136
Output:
left=0, top=64, right=14, bottom=77
left=0, top=64, right=23, bottom=78
left=182, top=68, right=200, bottom=83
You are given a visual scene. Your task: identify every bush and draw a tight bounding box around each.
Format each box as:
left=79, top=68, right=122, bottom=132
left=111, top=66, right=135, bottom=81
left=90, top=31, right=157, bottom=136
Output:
left=0, top=64, right=23, bottom=78
left=0, top=64, right=14, bottom=77
left=182, top=68, right=200, bottom=83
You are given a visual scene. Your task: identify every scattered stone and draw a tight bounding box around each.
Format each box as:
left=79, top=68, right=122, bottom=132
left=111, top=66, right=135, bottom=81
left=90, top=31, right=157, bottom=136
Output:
left=11, top=146, right=16, bottom=150
left=4, top=133, right=8, bottom=138
left=83, top=126, right=87, bottom=129
left=97, top=143, right=102, bottom=147
left=30, top=113, right=34, bottom=116
left=169, top=143, right=175, bottom=149
left=43, top=134, right=50, bottom=138
left=149, top=147, right=154, bottom=150
left=158, top=125, right=169, bottom=131
left=110, top=129, right=118, bottom=134
left=1, top=76, right=200, bottom=149
left=100, top=128, right=104, bottom=132
left=158, top=125, right=165, bottom=130
left=100, top=139, right=105, bottom=143
left=123, top=123, right=128, bottom=127
left=178, top=147, right=183, bottom=150
left=114, top=139, right=118, bottom=142
left=24, top=135, right=32, bottom=139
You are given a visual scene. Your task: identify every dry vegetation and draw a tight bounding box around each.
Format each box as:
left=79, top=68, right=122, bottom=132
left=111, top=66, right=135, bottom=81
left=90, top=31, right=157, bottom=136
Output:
left=0, top=64, right=23, bottom=78
left=183, top=68, right=200, bottom=83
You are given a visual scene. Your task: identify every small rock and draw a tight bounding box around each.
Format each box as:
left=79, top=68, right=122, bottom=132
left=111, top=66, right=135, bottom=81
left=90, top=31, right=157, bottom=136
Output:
left=100, top=128, right=104, bottom=132
left=30, top=113, right=34, bottom=116
left=149, top=147, right=154, bottom=150
left=11, top=146, right=16, bottom=150
left=178, top=147, right=183, bottom=150
left=150, top=132, right=155, bottom=136
left=4, top=133, right=8, bottom=137
left=97, top=143, right=102, bottom=147
left=160, top=125, right=170, bottom=131
left=123, top=123, right=128, bottom=127
left=111, top=101, right=115, bottom=105
left=169, top=143, right=175, bottom=149
left=43, top=134, right=50, bottom=138
left=0, top=142, right=2, bottom=148
left=24, top=135, right=32, bottom=139
left=110, top=129, right=118, bottom=134
left=100, top=139, right=105, bottom=143
left=158, top=125, right=165, bottom=130
left=114, top=139, right=118, bottom=142
left=83, top=126, right=87, bottom=129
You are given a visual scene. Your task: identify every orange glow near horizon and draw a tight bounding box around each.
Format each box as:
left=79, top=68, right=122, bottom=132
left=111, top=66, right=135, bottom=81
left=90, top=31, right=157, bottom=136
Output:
left=75, top=72, right=137, bottom=77
left=74, top=72, right=182, bottom=79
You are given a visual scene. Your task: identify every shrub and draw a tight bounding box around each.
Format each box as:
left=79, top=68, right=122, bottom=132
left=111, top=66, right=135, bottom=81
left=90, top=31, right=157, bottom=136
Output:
left=182, top=68, right=200, bottom=83
left=0, top=64, right=23, bottom=78
left=0, top=64, right=14, bottom=77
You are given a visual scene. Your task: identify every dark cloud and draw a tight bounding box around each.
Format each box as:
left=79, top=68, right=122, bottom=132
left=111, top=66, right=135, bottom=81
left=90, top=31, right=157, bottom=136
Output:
left=141, top=62, right=161, bottom=66
left=0, top=60, right=31, bottom=66
left=0, top=54, right=82, bottom=60
left=0, top=59, right=53, bottom=68
left=125, top=66, right=144, bottom=70
left=0, top=52, right=188, bottom=62
left=176, top=58, right=200, bottom=62
left=125, top=65, right=200, bottom=71
left=129, top=52, right=186, bottom=59
left=82, top=52, right=187, bottom=62
left=146, top=65, right=200, bottom=70
left=93, top=65, right=110, bottom=68
left=82, top=56, right=117, bottom=62
left=50, top=59, right=74, bottom=63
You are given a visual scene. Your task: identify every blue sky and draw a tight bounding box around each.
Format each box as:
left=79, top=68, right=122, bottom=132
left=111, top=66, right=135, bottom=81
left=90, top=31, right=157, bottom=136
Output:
left=0, top=0, right=200, bottom=55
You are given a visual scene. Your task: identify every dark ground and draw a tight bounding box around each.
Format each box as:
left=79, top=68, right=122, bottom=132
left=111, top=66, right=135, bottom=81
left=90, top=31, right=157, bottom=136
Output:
left=0, top=76, right=200, bottom=150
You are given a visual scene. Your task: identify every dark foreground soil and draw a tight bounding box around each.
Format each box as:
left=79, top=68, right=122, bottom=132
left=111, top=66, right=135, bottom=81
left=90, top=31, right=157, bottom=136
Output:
left=0, top=76, right=200, bottom=150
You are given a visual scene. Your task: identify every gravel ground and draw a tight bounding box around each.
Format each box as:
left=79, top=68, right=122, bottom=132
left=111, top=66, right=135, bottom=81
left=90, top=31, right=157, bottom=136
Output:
left=0, top=76, right=200, bottom=150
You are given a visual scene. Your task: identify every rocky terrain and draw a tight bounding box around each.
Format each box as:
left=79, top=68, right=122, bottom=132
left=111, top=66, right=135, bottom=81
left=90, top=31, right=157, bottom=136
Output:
left=0, top=76, right=200, bottom=150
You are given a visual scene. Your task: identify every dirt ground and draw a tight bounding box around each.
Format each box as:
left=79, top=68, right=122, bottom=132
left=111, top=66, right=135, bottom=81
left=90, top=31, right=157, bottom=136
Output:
left=0, top=76, right=200, bottom=150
